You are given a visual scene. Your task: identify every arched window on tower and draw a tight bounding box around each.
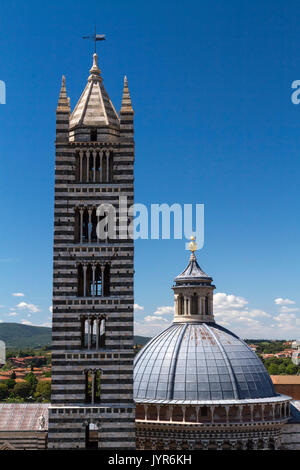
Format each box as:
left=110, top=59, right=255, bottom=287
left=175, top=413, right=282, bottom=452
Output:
left=77, top=264, right=110, bottom=297
left=84, top=369, right=101, bottom=404
left=80, top=315, right=106, bottom=350
left=75, top=150, right=112, bottom=183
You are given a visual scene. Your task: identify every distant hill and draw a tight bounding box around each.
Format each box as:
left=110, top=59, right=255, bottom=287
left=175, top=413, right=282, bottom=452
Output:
left=0, top=323, right=52, bottom=349
left=0, top=322, right=151, bottom=350
left=134, top=335, right=151, bottom=346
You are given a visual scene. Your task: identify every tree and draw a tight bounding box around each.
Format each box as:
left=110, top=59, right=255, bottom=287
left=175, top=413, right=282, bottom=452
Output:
left=25, top=372, right=38, bottom=394
left=5, top=378, right=16, bottom=390
left=13, top=382, right=31, bottom=399
left=10, top=371, right=16, bottom=380
left=34, top=382, right=51, bottom=402
left=268, top=363, right=279, bottom=375
left=0, top=383, right=9, bottom=400
left=286, top=363, right=298, bottom=375
left=278, top=363, right=286, bottom=375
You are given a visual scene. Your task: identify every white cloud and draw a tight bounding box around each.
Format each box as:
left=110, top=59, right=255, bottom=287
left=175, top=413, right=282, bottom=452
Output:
left=214, top=293, right=248, bottom=310
left=279, top=306, right=300, bottom=313
left=134, top=317, right=171, bottom=337
left=144, top=315, right=169, bottom=323
left=12, top=292, right=24, bottom=297
left=247, top=309, right=271, bottom=318
left=134, top=303, right=144, bottom=312
left=213, top=293, right=271, bottom=323
left=21, top=320, right=33, bottom=326
left=40, top=321, right=52, bottom=328
left=212, top=292, right=280, bottom=338
left=16, top=302, right=40, bottom=313
left=49, top=306, right=53, bottom=313
left=274, top=298, right=295, bottom=305
left=8, top=312, right=17, bottom=317
left=153, top=306, right=174, bottom=316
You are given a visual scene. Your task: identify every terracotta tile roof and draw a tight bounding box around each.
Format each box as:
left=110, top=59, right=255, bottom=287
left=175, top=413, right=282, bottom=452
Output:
left=271, top=375, right=300, bottom=384
left=0, top=404, right=49, bottom=430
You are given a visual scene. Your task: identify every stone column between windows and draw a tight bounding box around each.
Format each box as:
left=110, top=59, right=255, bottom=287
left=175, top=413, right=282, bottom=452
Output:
left=88, top=318, right=92, bottom=349
left=79, top=150, right=83, bottom=182
left=86, top=150, right=90, bottom=183
left=88, top=208, right=92, bottom=243
left=106, top=150, right=110, bottom=182
left=91, top=370, right=95, bottom=405
left=92, top=264, right=96, bottom=296
left=96, top=318, right=100, bottom=349
left=93, top=150, right=97, bottom=182
left=100, top=151, right=103, bottom=182
left=83, top=264, right=87, bottom=297
left=101, top=265, right=105, bottom=296
left=80, top=208, right=84, bottom=244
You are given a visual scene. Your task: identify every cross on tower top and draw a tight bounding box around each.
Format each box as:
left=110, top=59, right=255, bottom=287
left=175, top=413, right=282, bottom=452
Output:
left=82, top=27, right=105, bottom=53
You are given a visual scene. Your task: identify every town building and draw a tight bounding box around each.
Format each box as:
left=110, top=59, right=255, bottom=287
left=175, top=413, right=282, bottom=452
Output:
left=292, top=341, right=300, bottom=366
left=0, top=342, right=5, bottom=368
left=48, top=51, right=135, bottom=449
left=0, top=404, right=48, bottom=450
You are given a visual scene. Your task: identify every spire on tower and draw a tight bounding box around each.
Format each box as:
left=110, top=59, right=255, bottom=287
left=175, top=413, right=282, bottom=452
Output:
left=89, top=53, right=101, bottom=77
left=120, top=76, right=134, bottom=114
left=56, top=75, right=70, bottom=113
left=69, top=54, right=119, bottom=130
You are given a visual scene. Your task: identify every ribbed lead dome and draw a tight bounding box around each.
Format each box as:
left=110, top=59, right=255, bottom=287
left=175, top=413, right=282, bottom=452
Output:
left=134, top=322, right=276, bottom=402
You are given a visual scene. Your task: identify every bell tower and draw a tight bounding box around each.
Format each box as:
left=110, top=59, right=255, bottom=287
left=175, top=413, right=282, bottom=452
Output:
left=48, top=50, right=135, bottom=450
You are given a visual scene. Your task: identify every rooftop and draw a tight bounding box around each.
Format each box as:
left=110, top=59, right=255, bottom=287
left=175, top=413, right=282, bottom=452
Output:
left=0, top=403, right=49, bottom=431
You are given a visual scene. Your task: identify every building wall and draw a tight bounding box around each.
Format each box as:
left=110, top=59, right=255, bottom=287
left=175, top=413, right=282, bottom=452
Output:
left=280, top=423, right=300, bottom=450
left=0, top=431, right=47, bottom=450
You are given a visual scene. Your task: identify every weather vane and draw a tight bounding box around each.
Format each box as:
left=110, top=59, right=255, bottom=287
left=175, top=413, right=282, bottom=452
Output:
left=82, top=26, right=105, bottom=54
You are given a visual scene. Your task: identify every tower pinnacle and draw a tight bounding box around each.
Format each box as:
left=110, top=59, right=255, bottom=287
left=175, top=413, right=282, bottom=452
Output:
left=89, top=53, right=101, bottom=77
left=56, top=75, right=70, bottom=113
left=120, top=76, right=134, bottom=114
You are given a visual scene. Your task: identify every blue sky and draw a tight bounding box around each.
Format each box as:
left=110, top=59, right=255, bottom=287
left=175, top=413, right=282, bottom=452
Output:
left=0, top=0, right=299, bottom=339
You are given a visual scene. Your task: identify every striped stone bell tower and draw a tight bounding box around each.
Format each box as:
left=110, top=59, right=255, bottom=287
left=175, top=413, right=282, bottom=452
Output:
left=48, top=51, right=135, bottom=450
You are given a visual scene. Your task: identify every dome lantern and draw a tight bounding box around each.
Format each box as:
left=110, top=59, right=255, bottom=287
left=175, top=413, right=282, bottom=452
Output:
left=172, top=237, right=215, bottom=323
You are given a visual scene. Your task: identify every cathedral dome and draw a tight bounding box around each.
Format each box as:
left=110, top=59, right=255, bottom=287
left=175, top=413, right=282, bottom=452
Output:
left=134, top=241, right=277, bottom=404
left=134, top=321, right=276, bottom=402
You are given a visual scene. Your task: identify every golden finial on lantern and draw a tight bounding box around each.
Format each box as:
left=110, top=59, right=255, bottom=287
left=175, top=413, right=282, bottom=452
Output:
left=188, top=235, right=198, bottom=253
